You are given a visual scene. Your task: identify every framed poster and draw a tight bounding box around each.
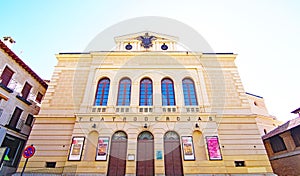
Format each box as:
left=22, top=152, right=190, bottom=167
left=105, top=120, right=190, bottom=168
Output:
left=181, top=136, right=195, bottom=160
left=206, top=136, right=222, bottom=160
left=68, top=137, right=85, bottom=161
left=96, top=137, right=109, bottom=161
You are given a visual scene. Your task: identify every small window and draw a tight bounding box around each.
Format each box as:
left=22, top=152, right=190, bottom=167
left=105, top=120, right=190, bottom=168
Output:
left=25, top=114, right=34, bottom=126
left=21, top=82, right=32, bottom=99
left=35, top=92, right=43, bottom=103
left=270, top=135, right=287, bottom=153
left=0, top=66, right=14, bottom=87
left=291, top=126, right=300, bottom=147
left=234, top=161, right=245, bottom=167
left=45, top=162, right=56, bottom=168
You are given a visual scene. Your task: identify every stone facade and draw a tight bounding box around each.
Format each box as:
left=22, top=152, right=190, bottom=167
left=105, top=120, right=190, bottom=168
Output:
left=18, top=32, right=278, bottom=175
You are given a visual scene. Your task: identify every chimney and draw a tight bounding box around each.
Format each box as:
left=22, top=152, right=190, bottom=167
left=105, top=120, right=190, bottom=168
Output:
left=3, top=36, right=16, bottom=49
left=291, top=107, right=300, bottom=118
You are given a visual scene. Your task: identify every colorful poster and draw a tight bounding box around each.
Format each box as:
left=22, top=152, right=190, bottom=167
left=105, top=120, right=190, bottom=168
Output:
left=96, top=137, right=109, bottom=161
left=206, top=136, right=222, bottom=160
left=181, top=136, right=195, bottom=160
left=68, top=137, right=85, bottom=161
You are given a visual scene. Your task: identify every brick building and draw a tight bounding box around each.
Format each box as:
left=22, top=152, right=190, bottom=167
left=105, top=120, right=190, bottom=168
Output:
left=263, top=108, right=300, bottom=176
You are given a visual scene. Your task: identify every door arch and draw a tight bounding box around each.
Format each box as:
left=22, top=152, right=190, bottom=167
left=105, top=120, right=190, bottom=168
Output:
left=107, top=131, right=128, bottom=176
left=136, top=131, right=154, bottom=176
left=164, top=131, right=183, bottom=176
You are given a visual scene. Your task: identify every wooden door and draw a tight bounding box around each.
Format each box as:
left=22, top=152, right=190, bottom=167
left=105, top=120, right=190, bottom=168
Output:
left=107, top=131, right=127, bottom=176
left=136, top=131, right=154, bottom=176
left=164, top=131, right=183, bottom=176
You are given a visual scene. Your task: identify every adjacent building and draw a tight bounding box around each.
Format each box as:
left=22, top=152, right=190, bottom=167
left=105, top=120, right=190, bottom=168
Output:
left=263, top=108, right=300, bottom=176
left=18, top=32, right=279, bottom=175
left=0, top=39, right=48, bottom=175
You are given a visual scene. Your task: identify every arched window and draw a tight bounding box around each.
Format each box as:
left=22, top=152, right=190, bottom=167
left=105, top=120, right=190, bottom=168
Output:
left=182, top=78, right=198, bottom=106
left=140, top=78, right=153, bottom=106
left=161, top=78, right=176, bottom=106
left=117, top=78, right=131, bottom=106
left=94, top=78, right=110, bottom=106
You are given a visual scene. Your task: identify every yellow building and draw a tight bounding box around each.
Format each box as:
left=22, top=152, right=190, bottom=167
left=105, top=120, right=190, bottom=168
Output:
left=19, top=32, right=278, bottom=175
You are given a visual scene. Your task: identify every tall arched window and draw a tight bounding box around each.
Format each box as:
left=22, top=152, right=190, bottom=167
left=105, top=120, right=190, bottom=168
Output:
left=140, top=78, right=153, bottom=106
left=161, top=78, right=176, bottom=106
left=94, top=78, right=110, bottom=106
left=182, top=78, right=198, bottom=106
left=117, top=78, right=131, bottom=106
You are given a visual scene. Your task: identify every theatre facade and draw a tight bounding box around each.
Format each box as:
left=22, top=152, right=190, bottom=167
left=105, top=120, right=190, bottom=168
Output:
left=18, top=32, right=278, bottom=175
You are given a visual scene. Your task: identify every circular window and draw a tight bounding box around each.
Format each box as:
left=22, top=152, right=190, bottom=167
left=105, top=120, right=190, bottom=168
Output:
left=125, top=43, right=132, bottom=50
left=161, top=43, right=168, bottom=50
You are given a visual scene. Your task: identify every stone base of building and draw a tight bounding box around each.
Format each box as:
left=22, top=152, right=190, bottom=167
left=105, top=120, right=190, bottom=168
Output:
left=14, top=173, right=277, bottom=176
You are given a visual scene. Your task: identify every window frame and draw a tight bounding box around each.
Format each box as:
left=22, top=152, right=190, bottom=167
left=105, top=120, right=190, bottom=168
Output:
left=25, top=114, right=34, bottom=126
left=35, top=92, right=43, bottom=103
left=94, top=78, right=110, bottom=106
left=117, top=78, right=131, bottom=106
left=8, top=107, right=23, bottom=129
left=0, top=66, right=14, bottom=87
left=269, top=135, right=287, bottom=153
left=21, top=82, right=32, bottom=99
left=161, top=78, right=176, bottom=106
left=182, top=78, right=198, bottom=106
left=139, top=78, right=153, bottom=106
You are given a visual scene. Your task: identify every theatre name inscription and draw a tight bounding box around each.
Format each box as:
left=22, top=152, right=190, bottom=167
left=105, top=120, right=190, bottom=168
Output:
left=76, top=115, right=215, bottom=122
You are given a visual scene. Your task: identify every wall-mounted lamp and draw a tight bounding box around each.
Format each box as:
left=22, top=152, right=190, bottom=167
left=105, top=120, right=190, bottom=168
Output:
left=195, top=123, right=199, bottom=128
left=144, top=123, right=148, bottom=128
left=92, top=123, right=96, bottom=128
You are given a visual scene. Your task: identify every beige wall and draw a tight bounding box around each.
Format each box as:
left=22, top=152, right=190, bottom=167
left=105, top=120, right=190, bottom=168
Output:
left=19, top=51, right=276, bottom=175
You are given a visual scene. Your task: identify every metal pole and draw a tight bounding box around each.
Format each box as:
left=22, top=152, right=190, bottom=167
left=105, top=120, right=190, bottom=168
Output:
left=20, top=158, right=28, bottom=176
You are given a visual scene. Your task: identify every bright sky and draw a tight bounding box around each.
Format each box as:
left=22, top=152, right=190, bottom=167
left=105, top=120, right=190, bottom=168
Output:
left=1, top=0, right=299, bottom=121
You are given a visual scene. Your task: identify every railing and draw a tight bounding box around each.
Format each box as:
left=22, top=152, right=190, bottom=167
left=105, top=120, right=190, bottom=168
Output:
left=89, top=105, right=206, bottom=114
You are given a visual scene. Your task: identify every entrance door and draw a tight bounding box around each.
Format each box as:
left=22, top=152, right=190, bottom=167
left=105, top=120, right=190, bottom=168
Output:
left=136, top=131, right=154, bottom=176
left=164, top=131, right=183, bottom=176
left=107, top=131, right=128, bottom=176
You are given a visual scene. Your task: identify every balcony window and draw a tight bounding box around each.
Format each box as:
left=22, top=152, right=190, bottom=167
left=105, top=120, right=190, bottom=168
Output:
left=0, top=66, right=14, bottom=87
left=8, top=107, right=23, bottom=129
left=35, top=92, right=43, bottom=104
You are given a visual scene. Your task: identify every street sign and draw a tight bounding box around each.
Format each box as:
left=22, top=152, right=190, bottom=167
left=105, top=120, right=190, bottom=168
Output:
left=22, top=145, right=35, bottom=158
